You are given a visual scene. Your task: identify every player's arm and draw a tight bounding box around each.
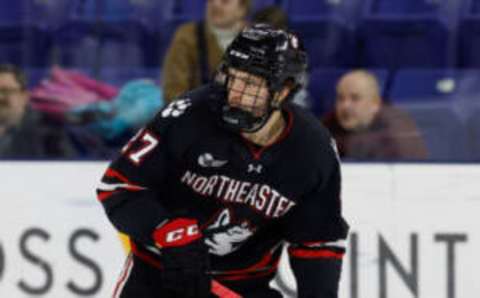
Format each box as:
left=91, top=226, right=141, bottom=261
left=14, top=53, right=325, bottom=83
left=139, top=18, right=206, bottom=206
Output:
left=283, top=140, right=349, bottom=298
left=96, top=119, right=169, bottom=245
left=96, top=100, right=195, bottom=246
left=97, top=99, right=215, bottom=297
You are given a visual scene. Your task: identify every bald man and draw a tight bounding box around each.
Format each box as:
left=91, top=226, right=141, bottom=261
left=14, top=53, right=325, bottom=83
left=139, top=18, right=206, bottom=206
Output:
left=323, top=70, right=428, bottom=160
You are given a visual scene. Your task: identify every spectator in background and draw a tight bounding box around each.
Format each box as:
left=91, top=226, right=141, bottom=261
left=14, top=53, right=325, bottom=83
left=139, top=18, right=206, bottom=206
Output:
left=0, top=64, right=75, bottom=158
left=323, top=70, right=428, bottom=160
left=67, top=79, right=164, bottom=159
left=162, top=0, right=251, bottom=102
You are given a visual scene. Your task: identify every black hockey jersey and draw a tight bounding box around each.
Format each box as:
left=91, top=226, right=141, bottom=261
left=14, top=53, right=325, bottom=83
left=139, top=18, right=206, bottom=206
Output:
left=97, top=85, right=349, bottom=296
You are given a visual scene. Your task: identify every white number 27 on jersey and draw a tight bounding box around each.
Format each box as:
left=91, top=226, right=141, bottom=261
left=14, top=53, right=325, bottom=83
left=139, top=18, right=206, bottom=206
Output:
left=122, top=129, right=159, bottom=165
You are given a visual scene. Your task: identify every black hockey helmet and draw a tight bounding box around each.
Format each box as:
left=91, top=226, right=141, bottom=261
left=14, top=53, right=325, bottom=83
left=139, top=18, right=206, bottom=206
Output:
left=212, top=23, right=308, bottom=132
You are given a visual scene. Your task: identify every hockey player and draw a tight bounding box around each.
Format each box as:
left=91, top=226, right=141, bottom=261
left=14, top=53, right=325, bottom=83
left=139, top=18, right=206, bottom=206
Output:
left=97, top=23, right=349, bottom=298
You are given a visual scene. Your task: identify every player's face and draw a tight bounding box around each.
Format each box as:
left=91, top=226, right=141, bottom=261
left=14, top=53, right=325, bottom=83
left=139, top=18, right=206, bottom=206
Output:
left=227, top=68, right=270, bottom=117
left=335, top=74, right=380, bottom=131
left=0, top=73, right=28, bottom=127
left=206, top=0, right=246, bottom=29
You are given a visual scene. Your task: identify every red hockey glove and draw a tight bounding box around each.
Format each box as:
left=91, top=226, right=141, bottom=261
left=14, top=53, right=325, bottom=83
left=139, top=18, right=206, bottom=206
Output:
left=153, top=218, right=211, bottom=298
left=153, top=218, right=202, bottom=248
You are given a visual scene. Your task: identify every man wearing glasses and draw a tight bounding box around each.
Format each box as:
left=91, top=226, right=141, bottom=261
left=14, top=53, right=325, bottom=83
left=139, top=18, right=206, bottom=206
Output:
left=0, top=64, right=73, bottom=158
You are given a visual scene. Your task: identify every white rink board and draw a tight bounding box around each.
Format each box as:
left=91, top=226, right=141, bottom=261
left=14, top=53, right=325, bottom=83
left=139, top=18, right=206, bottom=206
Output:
left=0, top=162, right=479, bottom=298
left=274, top=164, right=480, bottom=298
left=0, top=162, right=125, bottom=298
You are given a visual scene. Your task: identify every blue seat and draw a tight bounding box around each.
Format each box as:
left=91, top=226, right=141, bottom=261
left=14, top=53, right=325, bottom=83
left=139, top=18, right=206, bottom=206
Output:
left=466, top=108, right=480, bottom=160
left=101, top=0, right=163, bottom=28
left=459, top=0, right=480, bottom=67
left=287, top=1, right=362, bottom=68
left=294, top=2, right=360, bottom=69
left=252, top=0, right=279, bottom=12
left=371, top=0, right=442, bottom=14
left=102, top=0, right=145, bottom=19
left=290, top=19, right=356, bottom=68
left=308, top=68, right=389, bottom=116
left=34, top=1, right=72, bottom=29
left=389, top=68, right=477, bottom=160
left=285, top=0, right=357, bottom=68
left=0, top=0, right=52, bottom=66
left=389, top=69, right=461, bottom=103
left=43, top=1, right=165, bottom=28
left=99, top=67, right=161, bottom=87
left=394, top=104, right=469, bottom=161
left=0, top=2, right=27, bottom=26
left=389, top=68, right=480, bottom=104
left=287, top=0, right=344, bottom=16
left=24, top=68, right=49, bottom=89
left=164, top=0, right=205, bottom=26
left=51, top=19, right=153, bottom=69
left=0, top=0, right=63, bottom=26
left=286, top=0, right=361, bottom=20
left=162, top=0, right=282, bottom=27
left=358, top=0, right=450, bottom=68
left=0, top=27, right=50, bottom=67
left=50, top=22, right=98, bottom=69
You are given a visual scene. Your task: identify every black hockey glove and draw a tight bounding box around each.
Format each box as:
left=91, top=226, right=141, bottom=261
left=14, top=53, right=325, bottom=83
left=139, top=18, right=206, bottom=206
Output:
left=153, top=218, right=211, bottom=298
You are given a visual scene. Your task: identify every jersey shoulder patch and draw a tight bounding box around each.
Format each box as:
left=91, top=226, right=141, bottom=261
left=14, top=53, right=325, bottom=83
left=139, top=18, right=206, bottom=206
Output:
left=160, top=98, right=193, bottom=118
left=150, top=86, right=213, bottom=141
left=150, top=97, right=196, bottom=134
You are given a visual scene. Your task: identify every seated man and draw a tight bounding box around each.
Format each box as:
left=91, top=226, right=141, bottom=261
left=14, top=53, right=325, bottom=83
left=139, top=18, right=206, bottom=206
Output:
left=322, top=70, right=428, bottom=160
left=0, top=64, right=74, bottom=158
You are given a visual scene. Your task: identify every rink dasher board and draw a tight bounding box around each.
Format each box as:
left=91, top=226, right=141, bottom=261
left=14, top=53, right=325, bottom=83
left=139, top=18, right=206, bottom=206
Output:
left=0, top=162, right=478, bottom=298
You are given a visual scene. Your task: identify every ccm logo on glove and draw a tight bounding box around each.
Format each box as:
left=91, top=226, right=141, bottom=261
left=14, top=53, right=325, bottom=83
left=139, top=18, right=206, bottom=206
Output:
left=153, top=218, right=201, bottom=248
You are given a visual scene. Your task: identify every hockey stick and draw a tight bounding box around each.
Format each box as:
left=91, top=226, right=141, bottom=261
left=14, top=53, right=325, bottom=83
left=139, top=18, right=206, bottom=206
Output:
left=211, top=280, right=242, bottom=298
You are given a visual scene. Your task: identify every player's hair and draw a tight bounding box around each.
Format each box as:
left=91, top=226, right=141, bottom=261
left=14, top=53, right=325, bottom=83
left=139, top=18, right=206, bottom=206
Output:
left=0, top=64, right=27, bottom=91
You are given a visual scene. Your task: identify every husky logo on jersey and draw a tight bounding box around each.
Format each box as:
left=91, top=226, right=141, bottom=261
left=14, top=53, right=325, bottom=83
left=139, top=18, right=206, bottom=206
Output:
left=205, top=209, right=254, bottom=256
left=198, top=153, right=228, bottom=168
left=161, top=98, right=192, bottom=118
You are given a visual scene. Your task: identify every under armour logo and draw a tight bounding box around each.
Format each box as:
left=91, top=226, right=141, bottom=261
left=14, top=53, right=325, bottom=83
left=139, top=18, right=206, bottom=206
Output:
left=247, top=164, right=262, bottom=174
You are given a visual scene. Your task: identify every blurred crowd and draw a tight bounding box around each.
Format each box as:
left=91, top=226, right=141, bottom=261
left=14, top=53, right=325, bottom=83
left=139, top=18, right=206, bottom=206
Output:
left=1, top=0, right=475, bottom=161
